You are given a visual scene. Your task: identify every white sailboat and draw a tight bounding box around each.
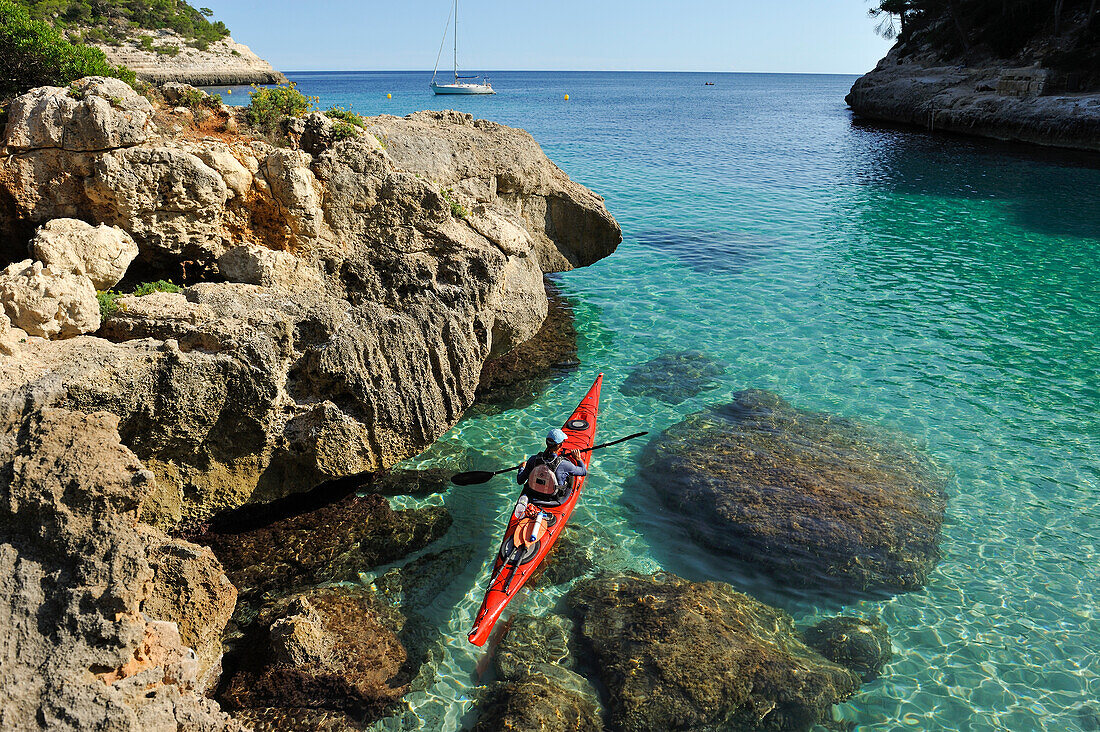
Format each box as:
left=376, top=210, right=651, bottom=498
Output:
left=430, top=0, right=494, bottom=95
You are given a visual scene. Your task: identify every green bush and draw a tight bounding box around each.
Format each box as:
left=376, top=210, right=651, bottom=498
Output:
left=98, top=280, right=182, bottom=320
left=153, top=42, right=179, bottom=56
left=330, top=121, right=360, bottom=141
left=16, top=0, right=231, bottom=44
left=133, top=280, right=181, bottom=297
left=96, top=289, right=122, bottom=320
left=440, top=187, right=469, bottom=219
left=324, top=106, right=365, bottom=128
left=0, top=0, right=135, bottom=98
left=246, top=82, right=316, bottom=132
left=179, top=87, right=221, bottom=109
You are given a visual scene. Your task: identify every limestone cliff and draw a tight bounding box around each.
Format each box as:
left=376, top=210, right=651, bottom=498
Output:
left=0, top=76, right=619, bottom=731
left=0, top=78, right=620, bottom=525
left=96, top=31, right=286, bottom=86
left=848, top=3, right=1100, bottom=150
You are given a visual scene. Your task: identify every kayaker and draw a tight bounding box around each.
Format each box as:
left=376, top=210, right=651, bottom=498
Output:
left=517, top=428, right=586, bottom=498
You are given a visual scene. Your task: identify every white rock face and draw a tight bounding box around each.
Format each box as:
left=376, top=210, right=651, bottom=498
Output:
left=219, top=245, right=324, bottom=290
left=84, top=146, right=229, bottom=258
left=0, top=260, right=100, bottom=338
left=198, top=143, right=254, bottom=199
left=31, top=218, right=138, bottom=289
left=0, top=312, right=31, bottom=356
left=2, top=77, right=154, bottom=152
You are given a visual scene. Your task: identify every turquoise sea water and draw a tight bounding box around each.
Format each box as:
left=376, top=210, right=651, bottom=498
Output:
left=219, top=72, right=1099, bottom=730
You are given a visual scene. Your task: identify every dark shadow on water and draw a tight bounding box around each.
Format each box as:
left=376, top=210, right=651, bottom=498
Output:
left=846, top=118, right=1100, bottom=240
left=635, top=228, right=784, bottom=273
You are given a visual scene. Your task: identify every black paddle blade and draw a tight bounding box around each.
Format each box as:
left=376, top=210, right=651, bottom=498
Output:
left=450, top=470, right=497, bottom=486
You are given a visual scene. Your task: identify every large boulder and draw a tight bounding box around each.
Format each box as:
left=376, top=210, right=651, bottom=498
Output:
left=567, top=571, right=860, bottom=732
left=219, top=588, right=414, bottom=724
left=83, top=146, right=230, bottom=261
left=475, top=279, right=580, bottom=410
left=0, top=259, right=99, bottom=338
left=0, top=78, right=621, bottom=524
left=475, top=667, right=603, bottom=732
left=2, top=77, right=154, bottom=152
left=368, top=110, right=621, bottom=271
left=0, top=408, right=239, bottom=731
left=640, top=389, right=949, bottom=594
left=31, top=218, right=138, bottom=289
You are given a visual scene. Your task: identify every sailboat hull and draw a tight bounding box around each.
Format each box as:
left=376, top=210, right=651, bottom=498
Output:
left=431, top=82, right=495, bottom=95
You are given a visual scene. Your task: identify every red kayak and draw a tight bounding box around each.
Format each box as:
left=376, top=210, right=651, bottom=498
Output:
left=468, top=373, right=603, bottom=646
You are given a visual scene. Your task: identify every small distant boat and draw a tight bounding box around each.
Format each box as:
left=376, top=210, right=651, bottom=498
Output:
left=705, top=82, right=715, bottom=86
left=431, top=0, right=494, bottom=95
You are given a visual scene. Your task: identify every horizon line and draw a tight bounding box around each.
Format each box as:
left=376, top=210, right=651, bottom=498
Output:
left=280, top=69, right=865, bottom=76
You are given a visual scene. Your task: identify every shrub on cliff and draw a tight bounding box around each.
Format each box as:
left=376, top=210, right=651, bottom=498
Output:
left=246, top=82, right=316, bottom=132
left=13, top=0, right=230, bottom=46
left=0, top=0, right=134, bottom=98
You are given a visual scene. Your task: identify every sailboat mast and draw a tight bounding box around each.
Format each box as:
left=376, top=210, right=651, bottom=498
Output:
left=453, top=0, right=458, bottom=83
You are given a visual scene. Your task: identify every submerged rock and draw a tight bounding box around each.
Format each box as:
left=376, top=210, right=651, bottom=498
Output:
left=220, top=587, right=415, bottom=724
left=802, top=616, right=892, bottom=682
left=567, top=571, right=860, bottom=732
left=534, top=523, right=597, bottom=588
left=200, top=493, right=451, bottom=614
left=232, top=707, right=362, bottom=732
left=475, top=279, right=580, bottom=410
left=493, top=613, right=574, bottom=681
left=475, top=667, right=603, bottom=732
left=619, top=349, right=726, bottom=404
left=640, top=389, right=948, bottom=594
left=373, top=545, right=476, bottom=611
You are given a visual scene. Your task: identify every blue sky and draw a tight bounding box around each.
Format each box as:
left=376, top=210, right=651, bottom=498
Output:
left=207, top=1, right=893, bottom=74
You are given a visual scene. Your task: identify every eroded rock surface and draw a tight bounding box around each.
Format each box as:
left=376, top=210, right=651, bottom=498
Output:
left=640, top=389, right=949, bottom=594
left=475, top=279, right=580, bottom=410
left=0, top=408, right=238, bottom=731
left=31, top=218, right=138, bottom=289
left=1, top=79, right=621, bottom=523
left=0, top=259, right=100, bottom=338
left=567, top=571, right=860, bottom=732
left=803, top=616, right=893, bottom=682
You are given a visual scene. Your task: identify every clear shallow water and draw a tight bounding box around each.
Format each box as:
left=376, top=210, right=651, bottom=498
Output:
left=223, top=72, right=1100, bottom=730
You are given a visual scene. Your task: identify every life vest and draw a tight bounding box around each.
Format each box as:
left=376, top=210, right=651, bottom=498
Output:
left=526, top=453, right=563, bottom=495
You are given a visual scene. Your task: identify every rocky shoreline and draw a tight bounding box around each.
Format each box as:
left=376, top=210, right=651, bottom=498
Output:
left=847, top=50, right=1100, bottom=152
left=0, top=76, right=619, bottom=729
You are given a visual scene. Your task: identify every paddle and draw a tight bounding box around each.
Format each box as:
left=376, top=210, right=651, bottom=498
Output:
left=449, top=431, right=649, bottom=486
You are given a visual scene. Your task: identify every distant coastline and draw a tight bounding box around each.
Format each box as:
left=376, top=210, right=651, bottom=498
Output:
left=96, top=31, right=286, bottom=86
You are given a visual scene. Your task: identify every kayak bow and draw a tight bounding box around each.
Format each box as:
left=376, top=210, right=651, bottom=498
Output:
left=467, top=373, right=602, bottom=646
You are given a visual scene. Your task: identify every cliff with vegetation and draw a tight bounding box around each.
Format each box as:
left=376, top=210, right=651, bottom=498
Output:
left=0, top=77, right=619, bottom=729
left=8, top=0, right=283, bottom=86
left=848, top=0, right=1100, bottom=150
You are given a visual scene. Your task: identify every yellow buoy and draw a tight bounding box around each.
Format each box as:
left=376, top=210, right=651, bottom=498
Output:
left=226, top=89, right=232, bottom=94
left=387, top=93, right=392, bottom=99
left=564, top=94, right=570, bottom=101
